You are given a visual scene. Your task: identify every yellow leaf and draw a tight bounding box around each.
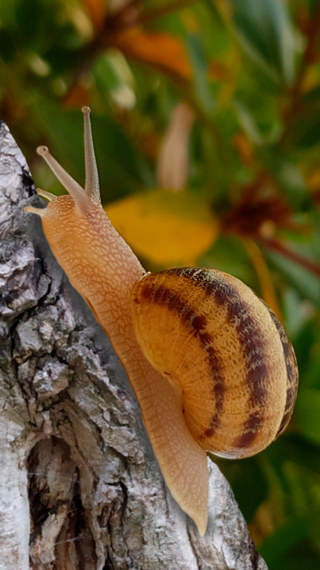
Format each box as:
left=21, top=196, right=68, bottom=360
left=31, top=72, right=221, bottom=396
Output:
left=105, top=189, right=218, bottom=266
left=113, top=29, right=192, bottom=81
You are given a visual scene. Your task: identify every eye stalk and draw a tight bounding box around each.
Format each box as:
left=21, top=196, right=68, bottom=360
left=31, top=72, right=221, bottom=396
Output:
left=82, top=106, right=100, bottom=202
left=26, top=107, right=100, bottom=216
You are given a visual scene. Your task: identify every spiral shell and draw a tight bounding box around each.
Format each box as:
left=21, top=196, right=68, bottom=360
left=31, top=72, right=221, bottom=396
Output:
left=131, top=267, right=298, bottom=459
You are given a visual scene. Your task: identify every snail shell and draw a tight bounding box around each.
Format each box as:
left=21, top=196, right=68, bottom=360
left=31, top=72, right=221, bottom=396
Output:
left=132, top=267, right=298, bottom=459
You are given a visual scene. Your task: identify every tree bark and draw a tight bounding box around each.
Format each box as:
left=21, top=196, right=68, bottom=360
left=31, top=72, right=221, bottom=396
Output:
left=0, top=121, right=268, bottom=570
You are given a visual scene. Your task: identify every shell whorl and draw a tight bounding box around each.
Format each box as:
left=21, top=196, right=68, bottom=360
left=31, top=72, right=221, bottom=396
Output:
left=131, top=267, right=298, bottom=459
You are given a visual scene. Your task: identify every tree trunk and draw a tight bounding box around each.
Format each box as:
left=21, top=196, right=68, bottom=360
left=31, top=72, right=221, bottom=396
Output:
left=0, top=121, right=268, bottom=570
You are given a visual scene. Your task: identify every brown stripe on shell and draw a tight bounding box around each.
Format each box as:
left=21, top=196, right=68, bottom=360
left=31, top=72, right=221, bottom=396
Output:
left=267, top=307, right=298, bottom=437
left=135, top=274, right=225, bottom=436
left=161, top=268, right=269, bottom=449
left=211, top=276, right=268, bottom=448
left=234, top=411, right=263, bottom=448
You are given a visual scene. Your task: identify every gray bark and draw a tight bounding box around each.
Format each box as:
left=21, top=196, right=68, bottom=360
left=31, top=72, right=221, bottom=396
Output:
left=0, top=121, right=268, bottom=570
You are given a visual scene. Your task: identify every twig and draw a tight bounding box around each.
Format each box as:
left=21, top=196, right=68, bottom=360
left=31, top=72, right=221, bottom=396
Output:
left=259, top=237, right=320, bottom=279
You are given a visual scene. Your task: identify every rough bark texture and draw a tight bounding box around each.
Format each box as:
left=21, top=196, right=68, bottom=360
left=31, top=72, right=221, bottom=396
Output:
left=0, top=121, right=268, bottom=570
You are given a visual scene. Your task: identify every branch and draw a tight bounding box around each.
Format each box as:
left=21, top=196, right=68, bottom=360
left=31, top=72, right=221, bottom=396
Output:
left=260, top=236, right=320, bottom=279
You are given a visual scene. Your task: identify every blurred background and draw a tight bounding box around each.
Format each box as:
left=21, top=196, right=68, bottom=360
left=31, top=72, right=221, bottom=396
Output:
left=1, top=0, right=320, bottom=567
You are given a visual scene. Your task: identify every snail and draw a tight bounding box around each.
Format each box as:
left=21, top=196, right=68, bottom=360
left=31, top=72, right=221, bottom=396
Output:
left=25, top=107, right=298, bottom=536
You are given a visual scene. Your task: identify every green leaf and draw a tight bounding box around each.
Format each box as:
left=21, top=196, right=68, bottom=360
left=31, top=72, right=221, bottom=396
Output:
left=296, top=389, right=320, bottom=445
left=260, top=146, right=308, bottom=209
left=230, top=0, right=296, bottom=86
left=275, top=434, right=320, bottom=474
left=259, top=515, right=310, bottom=564
left=267, top=247, right=320, bottom=305
left=185, top=32, right=216, bottom=115
left=291, top=112, right=320, bottom=149
left=0, top=28, right=20, bottom=62
left=93, top=53, right=126, bottom=94
left=0, top=0, right=19, bottom=26
left=215, top=455, right=268, bottom=523
left=16, top=0, right=45, bottom=48
left=203, top=235, right=255, bottom=284
left=93, top=51, right=136, bottom=109
left=270, top=559, right=320, bottom=570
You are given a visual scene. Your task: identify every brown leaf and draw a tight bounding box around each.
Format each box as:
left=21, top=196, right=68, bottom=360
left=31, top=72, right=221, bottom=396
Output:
left=113, top=29, right=192, bottom=81
left=80, top=0, right=106, bottom=29
left=63, top=84, right=90, bottom=109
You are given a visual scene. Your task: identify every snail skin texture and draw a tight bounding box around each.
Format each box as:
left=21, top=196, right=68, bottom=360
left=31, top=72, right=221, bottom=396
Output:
left=25, top=107, right=299, bottom=536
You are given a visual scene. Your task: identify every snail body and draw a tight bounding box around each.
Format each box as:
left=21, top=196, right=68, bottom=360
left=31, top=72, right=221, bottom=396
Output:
left=25, top=108, right=298, bottom=536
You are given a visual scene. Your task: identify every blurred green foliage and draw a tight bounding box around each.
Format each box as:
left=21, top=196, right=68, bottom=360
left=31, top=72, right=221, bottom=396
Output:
left=1, top=0, right=320, bottom=567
